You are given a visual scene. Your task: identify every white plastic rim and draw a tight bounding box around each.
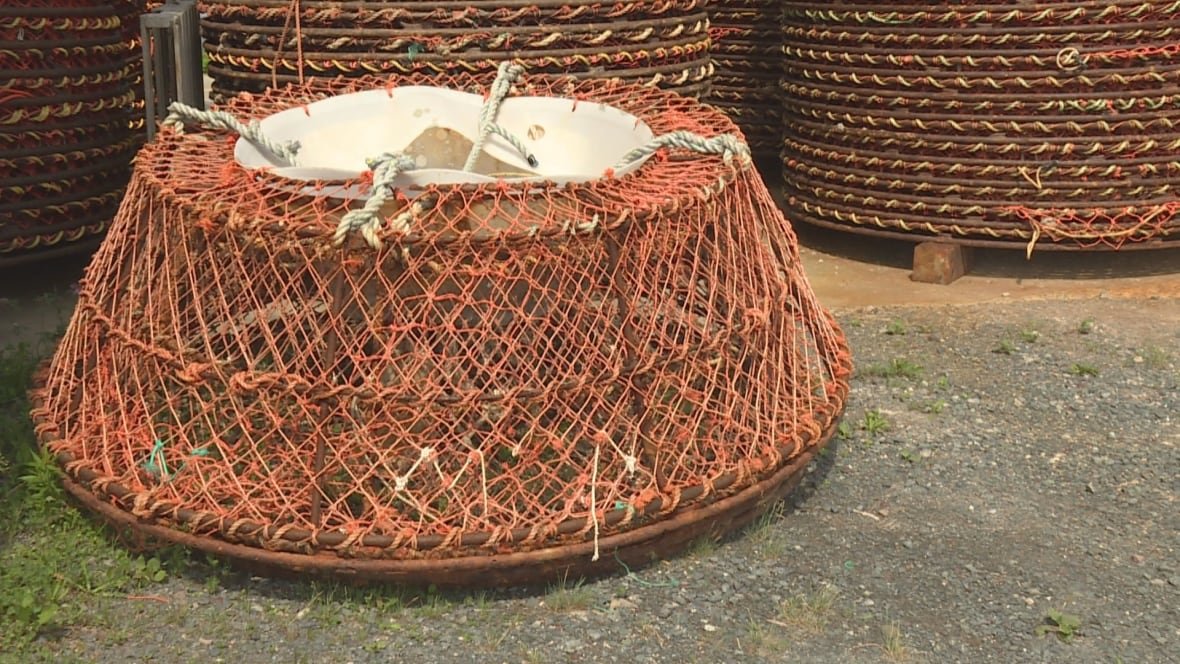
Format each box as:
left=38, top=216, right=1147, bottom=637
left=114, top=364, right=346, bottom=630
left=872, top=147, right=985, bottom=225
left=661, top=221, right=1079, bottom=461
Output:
left=233, top=86, right=656, bottom=196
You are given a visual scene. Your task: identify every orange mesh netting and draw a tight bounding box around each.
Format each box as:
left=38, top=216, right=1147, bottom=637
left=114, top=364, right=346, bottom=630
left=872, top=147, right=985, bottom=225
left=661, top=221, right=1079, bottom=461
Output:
left=31, top=69, right=850, bottom=584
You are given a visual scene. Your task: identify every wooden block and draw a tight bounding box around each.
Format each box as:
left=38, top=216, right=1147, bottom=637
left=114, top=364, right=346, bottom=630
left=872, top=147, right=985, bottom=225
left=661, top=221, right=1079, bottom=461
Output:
left=911, top=242, right=972, bottom=285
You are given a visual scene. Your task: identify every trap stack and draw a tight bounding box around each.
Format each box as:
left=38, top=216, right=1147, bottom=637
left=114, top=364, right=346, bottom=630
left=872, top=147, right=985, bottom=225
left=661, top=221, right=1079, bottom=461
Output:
left=708, top=0, right=783, bottom=163
left=30, top=69, right=850, bottom=586
left=0, top=0, right=145, bottom=261
left=199, top=0, right=714, bottom=102
left=781, top=1, right=1180, bottom=251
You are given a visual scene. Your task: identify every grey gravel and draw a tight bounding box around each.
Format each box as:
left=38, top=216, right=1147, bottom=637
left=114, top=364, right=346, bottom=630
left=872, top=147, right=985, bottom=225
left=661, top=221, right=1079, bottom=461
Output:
left=23, top=297, right=1180, bottom=663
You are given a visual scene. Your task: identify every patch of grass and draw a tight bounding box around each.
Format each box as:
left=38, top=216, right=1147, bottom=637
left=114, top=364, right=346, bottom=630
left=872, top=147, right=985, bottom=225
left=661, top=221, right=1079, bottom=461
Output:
left=772, top=584, right=839, bottom=634
left=836, top=421, right=853, bottom=440
left=884, top=319, right=908, bottom=336
left=688, top=534, right=719, bottom=558
left=744, top=615, right=789, bottom=657
left=993, top=339, right=1017, bottom=355
left=0, top=335, right=190, bottom=653
left=544, top=575, right=595, bottom=613
left=880, top=620, right=910, bottom=661
left=1019, top=328, right=1041, bottom=343
left=860, top=358, right=923, bottom=380
left=1077, top=318, right=1096, bottom=335
left=1069, top=363, right=1099, bottom=377
left=899, top=449, right=918, bottom=464
left=921, top=399, right=947, bottom=415
left=1136, top=346, right=1171, bottom=369
left=860, top=410, right=890, bottom=438
left=1036, top=608, right=1082, bottom=642
left=416, top=587, right=452, bottom=618
left=746, top=503, right=788, bottom=558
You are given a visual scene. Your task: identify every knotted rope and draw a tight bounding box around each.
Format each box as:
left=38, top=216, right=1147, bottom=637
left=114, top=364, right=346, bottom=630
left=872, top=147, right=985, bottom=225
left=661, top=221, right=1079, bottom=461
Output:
left=332, top=152, right=419, bottom=249
left=616, top=131, right=752, bottom=169
left=162, top=102, right=302, bottom=165
left=463, top=62, right=538, bottom=172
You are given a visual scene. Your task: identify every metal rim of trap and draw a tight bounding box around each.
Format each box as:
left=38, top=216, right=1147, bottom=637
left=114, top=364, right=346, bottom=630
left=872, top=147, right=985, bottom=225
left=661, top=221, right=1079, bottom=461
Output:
left=32, top=364, right=844, bottom=587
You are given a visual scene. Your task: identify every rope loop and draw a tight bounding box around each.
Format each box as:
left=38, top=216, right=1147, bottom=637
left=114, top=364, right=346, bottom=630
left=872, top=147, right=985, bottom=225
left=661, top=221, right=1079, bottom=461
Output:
left=463, top=62, right=538, bottom=171
left=162, top=102, right=302, bottom=165
left=333, top=152, right=418, bottom=249
left=616, top=131, right=752, bottom=169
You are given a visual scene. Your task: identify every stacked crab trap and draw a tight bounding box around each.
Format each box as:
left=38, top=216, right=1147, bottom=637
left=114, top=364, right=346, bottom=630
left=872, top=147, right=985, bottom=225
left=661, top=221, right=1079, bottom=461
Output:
left=30, top=66, right=851, bottom=585
left=708, top=0, right=783, bottom=163
left=781, top=1, right=1180, bottom=251
left=198, top=0, right=715, bottom=102
left=0, top=0, right=145, bottom=261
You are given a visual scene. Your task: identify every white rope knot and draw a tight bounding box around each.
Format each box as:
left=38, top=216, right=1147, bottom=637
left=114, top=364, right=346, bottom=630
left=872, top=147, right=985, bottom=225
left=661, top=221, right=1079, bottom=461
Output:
left=615, top=130, right=752, bottom=170
left=463, top=62, right=538, bottom=172
left=162, top=101, right=301, bottom=164
left=623, top=454, right=638, bottom=475
left=334, top=152, right=417, bottom=249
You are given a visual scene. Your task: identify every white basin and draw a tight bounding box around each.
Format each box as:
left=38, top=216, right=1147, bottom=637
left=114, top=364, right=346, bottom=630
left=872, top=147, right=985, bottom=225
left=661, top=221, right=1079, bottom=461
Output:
left=233, top=86, right=655, bottom=197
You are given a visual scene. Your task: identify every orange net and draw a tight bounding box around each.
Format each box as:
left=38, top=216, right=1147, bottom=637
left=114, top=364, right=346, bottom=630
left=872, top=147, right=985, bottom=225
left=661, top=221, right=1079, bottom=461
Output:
left=31, top=70, right=850, bottom=581
left=1006, top=202, right=1180, bottom=255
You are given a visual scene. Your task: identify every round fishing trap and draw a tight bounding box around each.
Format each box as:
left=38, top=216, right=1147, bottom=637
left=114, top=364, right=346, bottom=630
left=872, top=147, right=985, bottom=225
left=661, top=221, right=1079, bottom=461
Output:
left=781, top=1, right=1180, bottom=251
left=30, top=67, right=850, bottom=586
left=0, top=0, right=145, bottom=261
left=709, top=0, right=782, bottom=162
left=198, top=0, right=715, bottom=103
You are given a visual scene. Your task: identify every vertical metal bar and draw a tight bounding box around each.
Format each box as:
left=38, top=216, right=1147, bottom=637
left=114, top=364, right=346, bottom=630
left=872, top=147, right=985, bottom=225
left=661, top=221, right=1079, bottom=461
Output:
left=141, top=21, right=157, bottom=140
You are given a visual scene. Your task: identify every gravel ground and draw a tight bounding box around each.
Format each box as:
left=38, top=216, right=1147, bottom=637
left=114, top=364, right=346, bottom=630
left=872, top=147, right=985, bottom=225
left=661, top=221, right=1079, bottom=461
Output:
left=16, top=295, right=1180, bottom=663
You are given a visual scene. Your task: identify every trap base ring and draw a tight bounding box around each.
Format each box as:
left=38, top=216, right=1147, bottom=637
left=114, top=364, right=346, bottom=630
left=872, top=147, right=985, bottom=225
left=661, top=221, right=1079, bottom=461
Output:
left=33, top=363, right=846, bottom=587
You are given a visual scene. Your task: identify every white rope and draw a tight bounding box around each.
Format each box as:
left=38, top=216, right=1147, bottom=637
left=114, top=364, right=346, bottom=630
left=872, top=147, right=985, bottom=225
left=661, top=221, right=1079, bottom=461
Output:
left=333, top=152, right=418, bottom=249
left=463, top=62, right=538, bottom=172
left=615, top=130, right=752, bottom=169
left=162, top=101, right=301, bottom=165
left=590, top=442, right=601, bottom=562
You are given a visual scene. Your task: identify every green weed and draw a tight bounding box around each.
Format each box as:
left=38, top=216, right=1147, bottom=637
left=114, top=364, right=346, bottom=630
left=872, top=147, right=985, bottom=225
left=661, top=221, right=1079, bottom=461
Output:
left=861, top=359, right=923, bottom=380
left=860, top=410, right=890, bottom=438
left=544, top=575, right=595, bottom=613
left=772, top=584, right=839, bottom=634
left=881, top=620, right=910, bottom=661
left=993, top=340, right=1017, bottom=355
left=1036, top=609, right=1082, bottom=642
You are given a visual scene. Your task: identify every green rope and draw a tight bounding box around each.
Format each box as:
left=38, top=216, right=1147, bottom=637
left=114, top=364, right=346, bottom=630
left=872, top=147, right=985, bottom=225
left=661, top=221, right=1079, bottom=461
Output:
left=613, top=550, right=680, bottom=588
left=143, top=440, right=211, bottom=482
